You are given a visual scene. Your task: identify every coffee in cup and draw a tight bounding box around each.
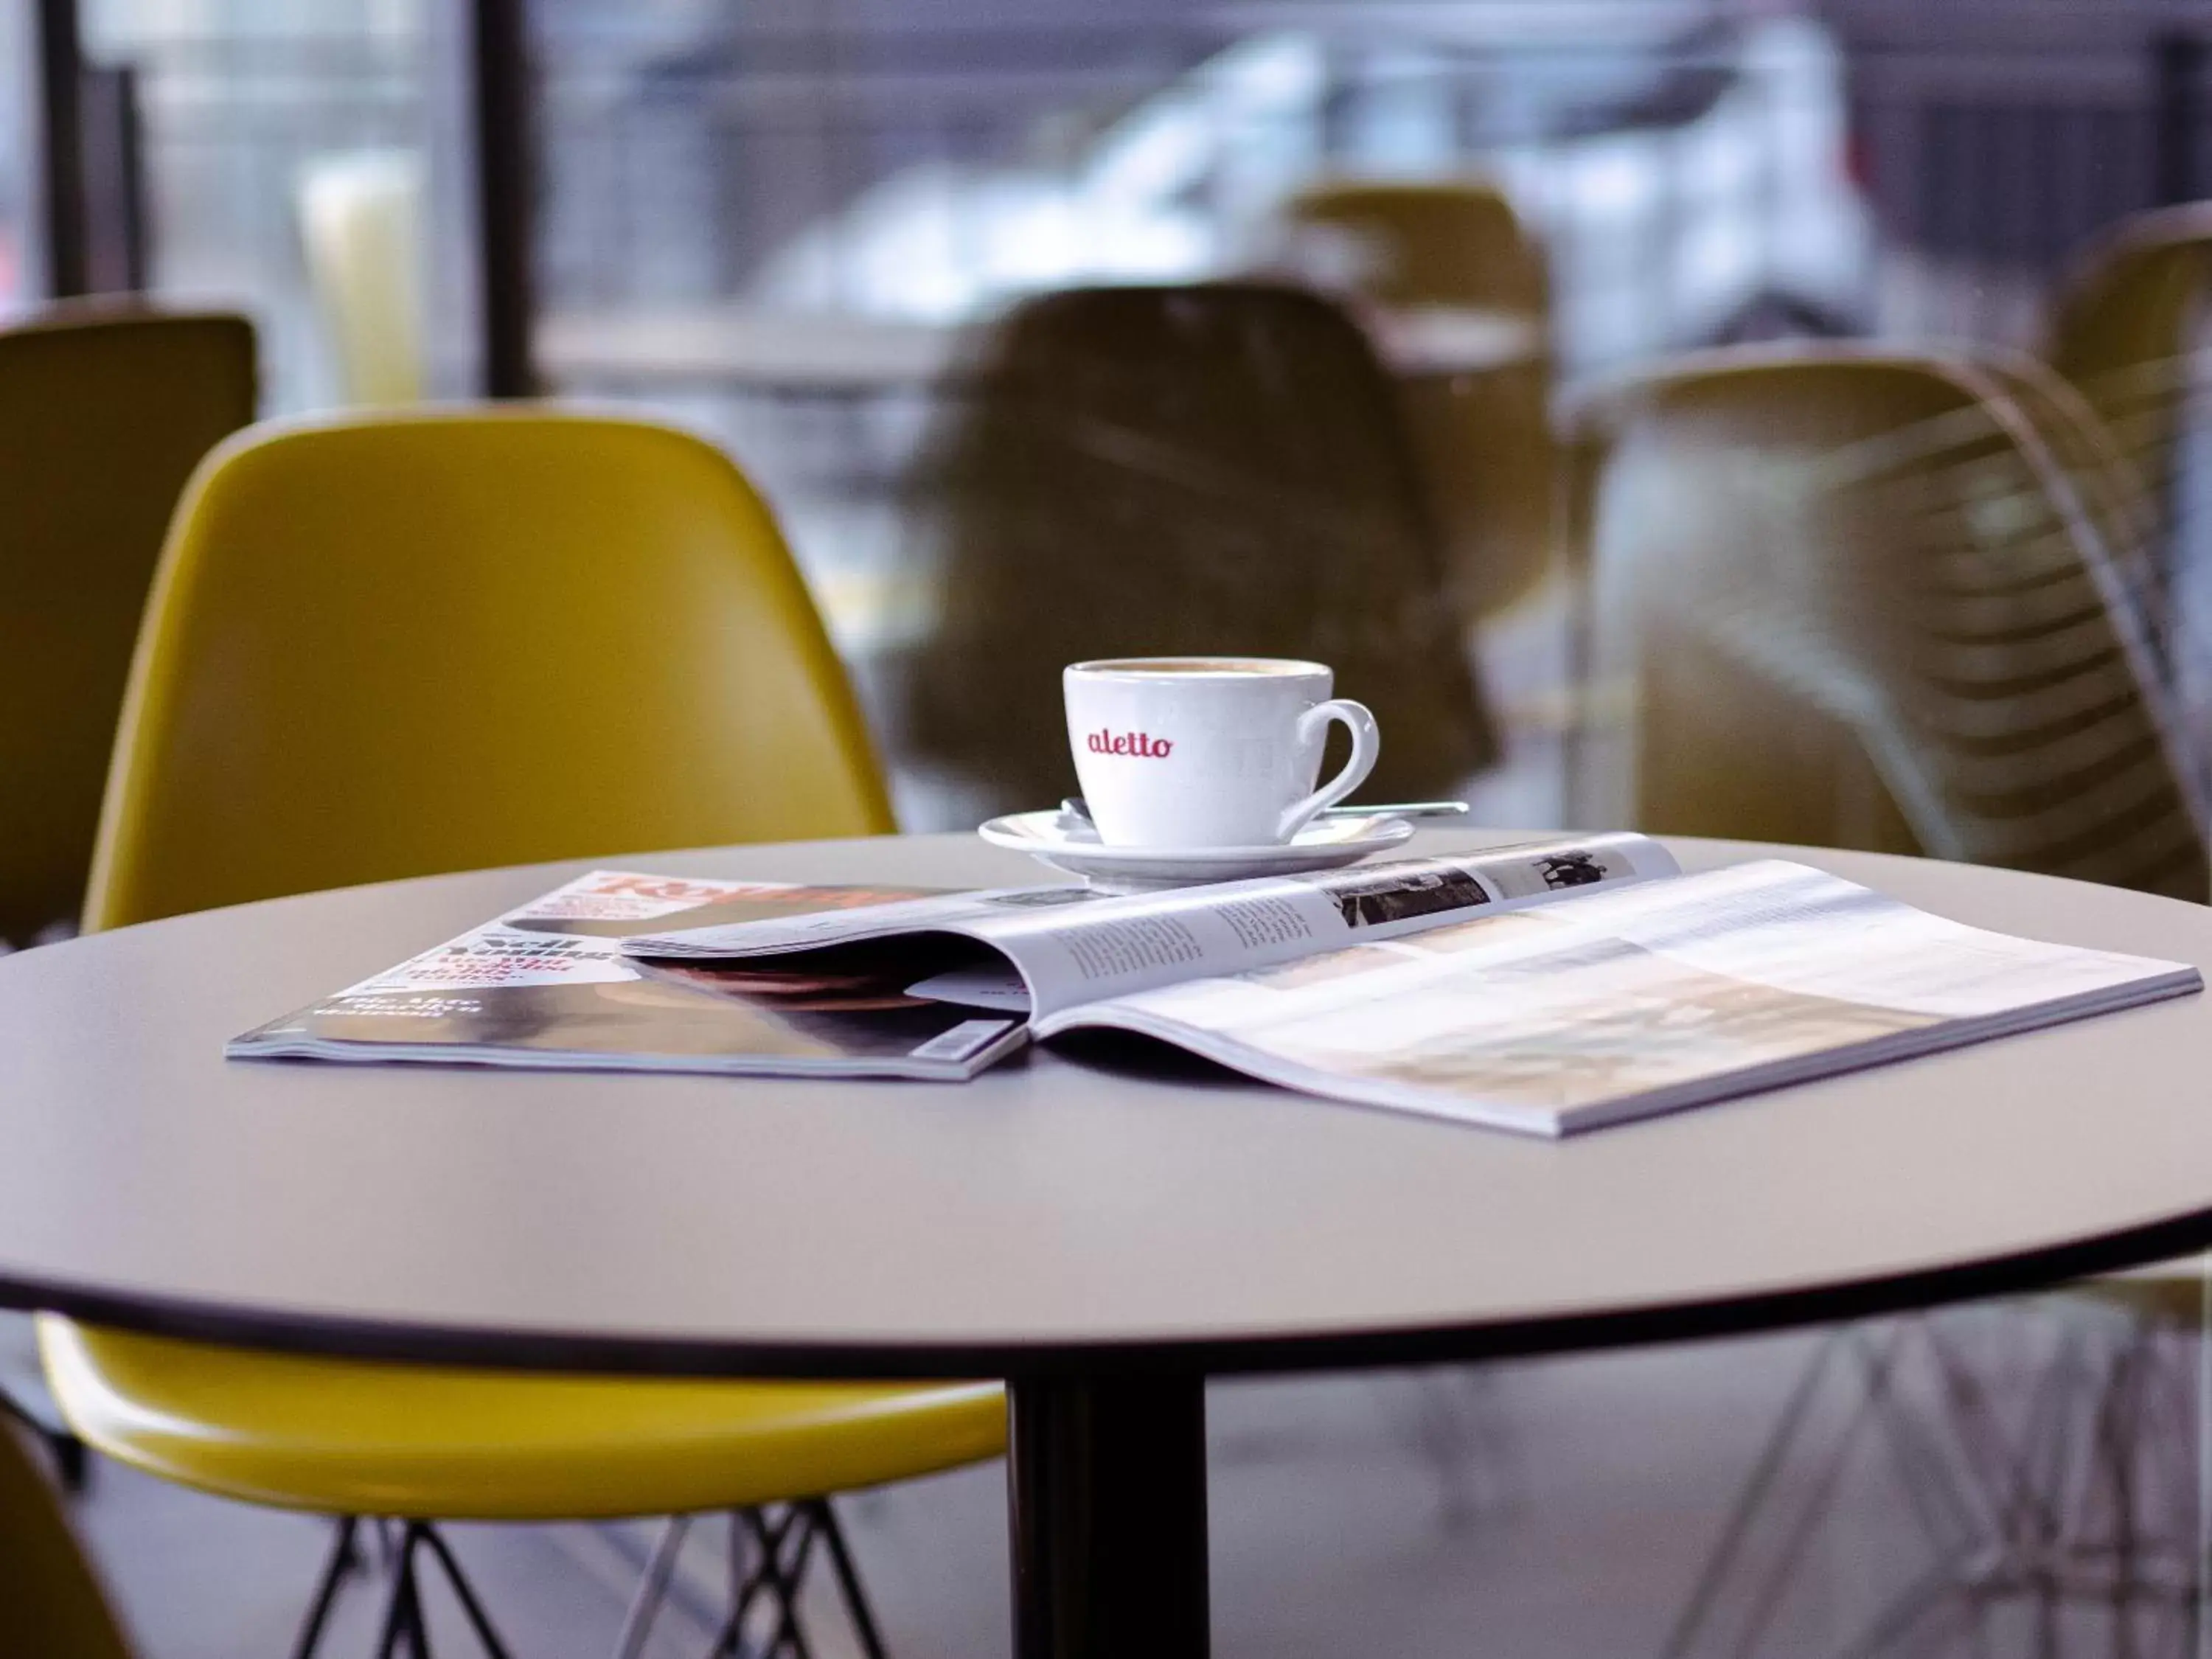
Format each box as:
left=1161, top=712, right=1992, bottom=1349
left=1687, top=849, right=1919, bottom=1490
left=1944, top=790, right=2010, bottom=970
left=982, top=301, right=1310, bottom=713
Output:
left=1063, top=657, right=1380, bottom=846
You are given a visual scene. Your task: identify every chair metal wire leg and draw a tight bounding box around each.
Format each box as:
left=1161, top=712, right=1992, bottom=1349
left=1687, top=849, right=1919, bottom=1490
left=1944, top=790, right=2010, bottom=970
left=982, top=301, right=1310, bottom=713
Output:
left=412, top=1521, right=515, bottom=1659
left=1664, top=1325, right=1940, bottom=1659
left=357, top=1520, right=512, bottom=1659
left=809, top=1498, right=890, bottom=1659
left=1669, top=1300, right=2212, bottom=1659
left=374, top=1525, right=428, bottom=1659
left=1660, top=1329, right=1854, bottom=1659
left=742, top=1506, right=818, bottom=1659
left=611, top=1514, right=691, bottom=1659
left=290, top=1515, right=363, bottom=1659
left=710, top=1511, right=770, bottom=1659
left=0, top=1378, right=88, bottom=1493
left=1823, top=1554, right=1975, bottom=1659
left=705, top=1504, right=856, bottom=1659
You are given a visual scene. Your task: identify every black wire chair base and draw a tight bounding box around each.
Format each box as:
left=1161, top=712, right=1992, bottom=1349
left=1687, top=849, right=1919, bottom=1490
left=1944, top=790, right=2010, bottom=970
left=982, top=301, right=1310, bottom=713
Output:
left=291, top=1514, right=512, bottom=1659
left=1660, top=1305, right=2202, bottom=1659
left=289, top=1498, right=889, bottom=1659
left=614, top=1500, right=890, bottom=1659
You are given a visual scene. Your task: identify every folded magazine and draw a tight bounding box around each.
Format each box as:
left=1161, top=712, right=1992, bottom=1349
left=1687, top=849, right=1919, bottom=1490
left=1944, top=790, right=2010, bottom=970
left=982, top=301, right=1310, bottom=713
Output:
left=233, top=835, right=2201, bottom=1135
left=227, top=870, right=1027, bottom=1081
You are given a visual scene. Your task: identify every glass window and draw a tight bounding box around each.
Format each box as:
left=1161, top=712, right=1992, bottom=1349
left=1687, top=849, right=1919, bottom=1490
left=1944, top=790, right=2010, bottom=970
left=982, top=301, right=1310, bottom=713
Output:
left=82, top=0, right=439, bottom=410
left=0, top=4, right=35, bottom=313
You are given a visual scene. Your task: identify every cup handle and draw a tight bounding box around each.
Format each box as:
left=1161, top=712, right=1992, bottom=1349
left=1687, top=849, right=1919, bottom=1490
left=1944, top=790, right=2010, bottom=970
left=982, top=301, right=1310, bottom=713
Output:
left=1277, top=699, right=1381, bottom=841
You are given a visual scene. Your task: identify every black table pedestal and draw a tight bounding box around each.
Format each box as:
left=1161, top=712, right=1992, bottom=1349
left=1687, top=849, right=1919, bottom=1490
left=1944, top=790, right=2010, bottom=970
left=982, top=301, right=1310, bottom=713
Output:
left=1008, top=1374, right=1209, bottom=1659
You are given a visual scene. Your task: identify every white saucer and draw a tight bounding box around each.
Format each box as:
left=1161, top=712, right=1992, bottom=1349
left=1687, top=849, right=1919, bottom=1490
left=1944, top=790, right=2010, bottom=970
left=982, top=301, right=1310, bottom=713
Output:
left=978, top=810, right=1416, bottom=889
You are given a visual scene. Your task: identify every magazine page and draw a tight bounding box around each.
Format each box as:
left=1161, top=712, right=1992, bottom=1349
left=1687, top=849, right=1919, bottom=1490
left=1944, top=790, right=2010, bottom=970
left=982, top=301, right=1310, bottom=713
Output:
left=548, top=872, right=953, bottom=939
left=624, top=833, right=1680, bottom=1020
left=227, top=871, right=1025, bottom=1080
left=1038, top=860, right=2202, bottom=1136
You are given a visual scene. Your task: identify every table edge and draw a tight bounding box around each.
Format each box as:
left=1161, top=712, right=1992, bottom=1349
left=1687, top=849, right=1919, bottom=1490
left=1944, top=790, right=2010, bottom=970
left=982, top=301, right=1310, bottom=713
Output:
left=10, top=1203, right=2206, bottom=1382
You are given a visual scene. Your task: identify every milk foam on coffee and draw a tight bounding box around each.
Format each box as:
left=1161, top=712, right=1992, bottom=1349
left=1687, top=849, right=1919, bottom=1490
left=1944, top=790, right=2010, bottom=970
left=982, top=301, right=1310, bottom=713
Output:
left=1079, top=658, right=1301, bottom=675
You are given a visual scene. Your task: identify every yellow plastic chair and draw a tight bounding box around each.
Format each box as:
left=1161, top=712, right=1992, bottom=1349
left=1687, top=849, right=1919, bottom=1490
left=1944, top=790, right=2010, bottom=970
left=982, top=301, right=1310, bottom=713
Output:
left=2046, top=203, right=2212, bottom=488
left=0, top=307, right=256, bottom=945
left=1277, top=179, right=1558, bottom=622
left=44, top=408, right=999, bottom=1657
left=1975, top=347, right=2162, bottom=592
left=86, top=409, right=895, bottom=920
left=0, top=1423, right=134, bottom=1659
left=1576, top=344, right=2208, bottom=901
left=2039, top=205, right=2212, bottom=644
left=1275, top=179, right=1546, bottom=316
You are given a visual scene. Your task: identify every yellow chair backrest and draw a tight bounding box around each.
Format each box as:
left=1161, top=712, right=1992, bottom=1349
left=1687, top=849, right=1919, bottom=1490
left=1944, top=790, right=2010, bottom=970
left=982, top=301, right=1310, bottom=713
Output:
left=1972, top=347, right=2171, bottom=636
left=1278, top=179, right=1549, bottom=314
left=1579, top=344, right=2209, bottom=902
left=2048, top=202, right=2212, bottom=438
left=0, top=308, right=257, bottom=944
left=86, top=408, right=892, bottom=931
left=1277, top=179, right=1557, bottom=622
left=2045, top=204, right=2212, bottom=563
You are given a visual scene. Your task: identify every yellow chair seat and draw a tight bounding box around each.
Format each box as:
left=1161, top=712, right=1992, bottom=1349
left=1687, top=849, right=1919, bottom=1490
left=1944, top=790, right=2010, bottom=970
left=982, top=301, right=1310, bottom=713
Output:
left=2066, top=1258, right=2208, bottom=1329
left=38, top=1318, right=1003, bottom=1522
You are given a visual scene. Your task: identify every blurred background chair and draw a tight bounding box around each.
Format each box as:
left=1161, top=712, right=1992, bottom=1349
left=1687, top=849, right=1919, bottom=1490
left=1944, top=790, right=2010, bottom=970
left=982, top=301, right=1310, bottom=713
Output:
left=296, top=150, right=427, bottom=406
left=0, top=1422, right=134, bottom=1659
left=891, top=281, right=1498, bottom=821
left=1975, top=349, right=2163, bottom=602
left=2045, top=204, right=2212, bottom=490
left=2039, top=205, right=2212, bottom=675
left=1273, top=181, right=1559, bottom=627
left=0, top=305, right=254, bottom=1493
left=1578, top=347, right=2211, bottom=1656
left=1578, top=344, right=2208, bottom=901
left=0, top=307, right=257, bottom=947
left=47, top=408, right=1002, bottom=1656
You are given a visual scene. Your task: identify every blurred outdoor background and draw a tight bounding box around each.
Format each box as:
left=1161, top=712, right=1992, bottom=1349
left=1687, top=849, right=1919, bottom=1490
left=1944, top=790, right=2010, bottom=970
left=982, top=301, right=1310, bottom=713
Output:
left=21, top=0, right=2212, bottom=834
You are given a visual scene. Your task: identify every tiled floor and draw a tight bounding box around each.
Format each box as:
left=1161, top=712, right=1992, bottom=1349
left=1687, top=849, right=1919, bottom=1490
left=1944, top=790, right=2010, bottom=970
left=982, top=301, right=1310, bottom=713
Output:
left=10, top=1295, right=2200, bottom=1658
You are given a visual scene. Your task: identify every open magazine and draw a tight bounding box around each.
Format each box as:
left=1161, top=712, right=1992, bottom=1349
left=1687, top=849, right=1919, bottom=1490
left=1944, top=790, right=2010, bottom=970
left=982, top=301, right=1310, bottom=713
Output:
left=227, top=870, right=1028, bottom=1080
left=611, top=832, right=2203, bottom=1135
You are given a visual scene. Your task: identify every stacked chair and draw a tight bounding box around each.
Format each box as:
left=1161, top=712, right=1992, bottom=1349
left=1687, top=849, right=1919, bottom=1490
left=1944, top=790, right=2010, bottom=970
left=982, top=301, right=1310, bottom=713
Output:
left=2034, top=205, right=2212, bottom=708
left=1276, top=180, right=1559, bottom=625
left=1574, top=345, right=2211, bottom=1655
left=1975, top=347, right=2165, bottom=613
left=2045, top=204, right=2212, bottom=528
left=1581, top=344, right=2208, bottom=898
left=894, top=280, right=1498, bottom=818
left=40, top=409, right=1005, bottom=1657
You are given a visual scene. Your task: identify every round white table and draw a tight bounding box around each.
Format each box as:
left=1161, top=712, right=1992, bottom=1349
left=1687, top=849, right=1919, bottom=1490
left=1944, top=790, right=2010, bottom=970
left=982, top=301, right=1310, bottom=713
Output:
left=4, top=830, right=2211, bottom=1658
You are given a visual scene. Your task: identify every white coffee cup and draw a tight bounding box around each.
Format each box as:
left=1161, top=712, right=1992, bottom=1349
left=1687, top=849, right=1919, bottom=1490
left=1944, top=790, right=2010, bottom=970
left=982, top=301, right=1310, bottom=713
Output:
left=1063, top=657, right=1380, bottom=847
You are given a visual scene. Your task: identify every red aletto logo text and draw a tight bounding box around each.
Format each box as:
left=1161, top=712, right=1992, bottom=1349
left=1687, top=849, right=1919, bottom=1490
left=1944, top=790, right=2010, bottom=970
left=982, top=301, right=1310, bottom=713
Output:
left=1087, top=729, right=1174, bottom=757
